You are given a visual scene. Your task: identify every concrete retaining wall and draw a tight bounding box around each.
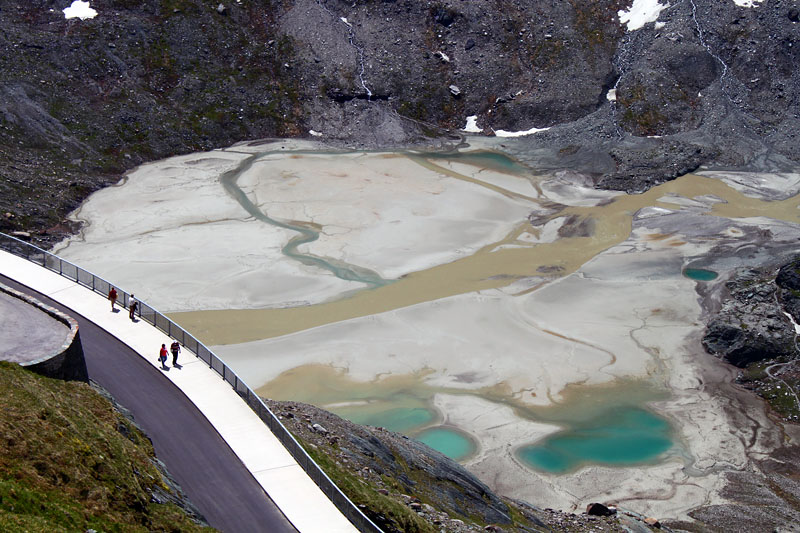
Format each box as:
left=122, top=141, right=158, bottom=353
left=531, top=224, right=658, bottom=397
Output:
left=0, top=284, right=88, bottom=382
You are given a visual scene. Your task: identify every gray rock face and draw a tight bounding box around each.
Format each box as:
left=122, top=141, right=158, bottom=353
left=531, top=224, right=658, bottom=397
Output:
left=281, top=0, right=625, bottom=133
left=703, top=267, right=798, bottom=367
left=1, top=0, right=799, bottom=244
left=776, top=258, right=800, bottom=325
left=384, top=434, right=512, bottom=525
left=597, top=140, right=718, bottom=192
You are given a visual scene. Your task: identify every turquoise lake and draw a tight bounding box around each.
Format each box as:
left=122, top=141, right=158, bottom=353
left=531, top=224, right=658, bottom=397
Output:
left=683, top=268, right=718, bottom=281
left=335, top=405, right=476, bottom=460
left=337, top=406, right=434, bottom=434
left=336, top=407, right=476, bottom=461
left=416, top=427, right=476, bottom=461
left=518, top=406, right=673, bottom=474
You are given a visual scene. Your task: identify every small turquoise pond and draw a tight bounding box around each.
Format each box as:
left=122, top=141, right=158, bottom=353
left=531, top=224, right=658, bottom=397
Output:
left=518, top=407, right=673, bottom=474
left=416, top=427, right=476, bottom=461
left=337, top=404, right=475, bottom=461
left=339, top=406, right=434, bottom=434
left=683, top=268, right=718, bottom=281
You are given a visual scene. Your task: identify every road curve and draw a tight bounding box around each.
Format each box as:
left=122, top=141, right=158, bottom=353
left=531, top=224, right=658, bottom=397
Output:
left=1, top=274, right=296, bottom=533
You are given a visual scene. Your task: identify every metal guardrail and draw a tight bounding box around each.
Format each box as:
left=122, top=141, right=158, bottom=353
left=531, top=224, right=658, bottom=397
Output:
left=0, top=232, right=382, bottom=533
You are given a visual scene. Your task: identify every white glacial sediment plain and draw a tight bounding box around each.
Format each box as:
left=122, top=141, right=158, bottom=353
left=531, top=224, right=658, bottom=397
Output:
left=54, top=139, right=800, bottom=520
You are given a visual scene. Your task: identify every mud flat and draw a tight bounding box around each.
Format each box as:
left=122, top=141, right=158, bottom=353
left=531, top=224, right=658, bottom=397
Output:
left=53, top=139, right=800, bottom=519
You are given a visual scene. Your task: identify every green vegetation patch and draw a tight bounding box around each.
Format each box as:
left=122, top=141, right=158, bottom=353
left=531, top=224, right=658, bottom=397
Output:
left=740, top=361, right=800, bottom=421
left=304, top=445, right=436, bottom=533
left=0, top=362, right=214, bottom=532
left=570, top=0, right=627, bottom=51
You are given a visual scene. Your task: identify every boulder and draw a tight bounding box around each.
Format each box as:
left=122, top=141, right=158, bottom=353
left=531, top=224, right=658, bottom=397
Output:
left=703, top=268, right=797, bottom=367
left=585, top=502, right=615, bottom=516
left=644, top=516, right=661, bottom=528
left=432, top=6, right=456, bottom=27
left=776, top=258, right=800, bottom=292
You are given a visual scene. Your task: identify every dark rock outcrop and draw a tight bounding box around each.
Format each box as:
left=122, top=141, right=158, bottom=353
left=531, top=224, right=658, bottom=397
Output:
left=702, top=268, right=797, bottom=367
left=598, top=141, right=718, bottom=193
left=586, top=502, right=616, bottom=516
left=776, top=257, right=800, bottom=324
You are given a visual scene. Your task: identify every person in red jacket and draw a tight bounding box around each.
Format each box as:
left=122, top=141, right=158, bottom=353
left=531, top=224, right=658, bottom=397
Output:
left=159, top=344, right=169, bottom=369
left=108, top=286, right=117, bottom=311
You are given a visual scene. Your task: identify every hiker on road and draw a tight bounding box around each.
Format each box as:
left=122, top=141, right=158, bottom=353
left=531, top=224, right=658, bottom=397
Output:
left=108, top=287, right=117, bottom=311
left=129, top=294, right=137, bottom=321
left=170, top=341, right=181, bottom=366
left=159, top=344, right=169, bottom=369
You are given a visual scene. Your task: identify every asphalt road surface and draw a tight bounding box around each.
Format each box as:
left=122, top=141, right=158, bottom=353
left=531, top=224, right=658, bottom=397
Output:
left=1, top=274, right=297, bottom=533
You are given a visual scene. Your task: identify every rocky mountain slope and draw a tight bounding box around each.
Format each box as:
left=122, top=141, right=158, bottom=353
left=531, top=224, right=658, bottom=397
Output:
left=704, top=255, right=800, bottom=421
left=690, top=256, right=800, bottom=531
left=1, top=0, right=798, bottom=245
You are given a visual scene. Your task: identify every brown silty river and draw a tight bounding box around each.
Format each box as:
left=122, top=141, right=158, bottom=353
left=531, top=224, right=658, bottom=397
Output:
left=171, top=164, right=800, bottom=345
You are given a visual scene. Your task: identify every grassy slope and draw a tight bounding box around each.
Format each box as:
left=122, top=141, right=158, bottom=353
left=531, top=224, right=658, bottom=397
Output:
left=0, top=361, right=214, bottom=532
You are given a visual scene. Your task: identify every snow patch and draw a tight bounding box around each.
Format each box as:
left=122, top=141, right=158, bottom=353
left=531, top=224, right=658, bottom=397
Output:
left=309, top=130, right=323, bottom=137
left=606, top=89, right=617, bottom=102
left=462, top=116, right=481, bottom=133
left=494, top=126, right=550, bottom=138
left=63, top=0, right=97, bottom=20
left=618, top=0, right=669, bottom=31
left=732, top=0, right=764, bottom=7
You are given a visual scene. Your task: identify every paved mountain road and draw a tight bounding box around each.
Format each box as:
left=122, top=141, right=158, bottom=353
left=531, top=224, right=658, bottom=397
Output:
left=1, top=274, right=296, bottom=533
